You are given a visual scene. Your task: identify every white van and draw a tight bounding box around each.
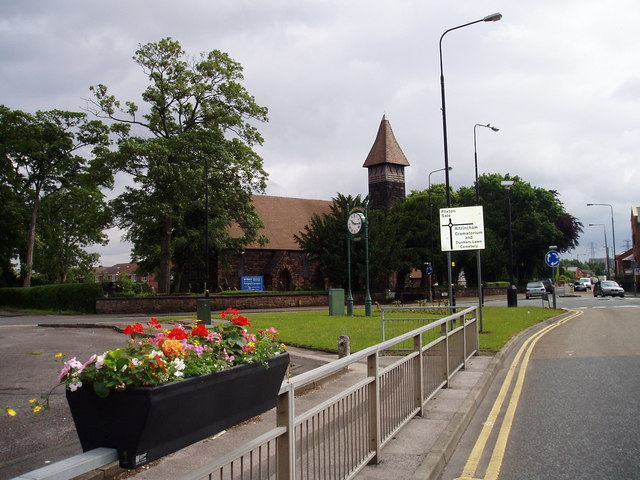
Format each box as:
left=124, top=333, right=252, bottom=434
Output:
left=577, top=278, right=592, bottom=290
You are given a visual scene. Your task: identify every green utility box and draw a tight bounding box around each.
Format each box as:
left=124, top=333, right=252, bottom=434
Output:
left=196, top=298, right=211, bottom=324
left=328, top=288, right=345, bottom=316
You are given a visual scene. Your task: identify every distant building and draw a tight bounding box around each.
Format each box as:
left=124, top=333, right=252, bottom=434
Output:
left=94, top=263, right=159, bottom=291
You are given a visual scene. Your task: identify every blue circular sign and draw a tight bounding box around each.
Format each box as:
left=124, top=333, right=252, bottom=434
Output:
left=545, top=250, right=560, bottom=267
left=426, top=264, right=433, bottom=275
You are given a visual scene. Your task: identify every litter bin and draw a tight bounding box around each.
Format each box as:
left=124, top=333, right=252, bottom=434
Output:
left=328, top=288, right=345, bottom=316
left=196, top=298, right=211, bottom=324
left=507, top=285, right=518, bottom=307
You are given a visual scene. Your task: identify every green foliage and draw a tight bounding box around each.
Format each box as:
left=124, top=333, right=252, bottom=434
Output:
left=0, top=283, right=104, bottom=313
left=294, top=194, right=368, bottom=288
left=88, top=38, right=269, bottom=294
left=0, top=106, right=112, bottom=287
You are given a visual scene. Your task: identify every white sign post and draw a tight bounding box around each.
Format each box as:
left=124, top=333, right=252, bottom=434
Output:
left=439, top=206, right=485, bottom=252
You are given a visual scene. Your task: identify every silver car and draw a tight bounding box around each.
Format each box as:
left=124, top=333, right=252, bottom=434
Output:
left=593, top=280, right=625, bottom=297
left=525, top=281, right=546, bottom=299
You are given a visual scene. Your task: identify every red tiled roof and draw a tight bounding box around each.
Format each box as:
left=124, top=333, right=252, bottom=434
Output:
left=232, top=195, right=333, bottom=250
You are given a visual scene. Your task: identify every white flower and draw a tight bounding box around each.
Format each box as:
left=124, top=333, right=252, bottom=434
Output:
left=170, top=357, right=185, bottom=377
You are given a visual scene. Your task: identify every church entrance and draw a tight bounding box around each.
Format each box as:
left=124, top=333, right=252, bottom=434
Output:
left=278, top=269, right=292, bottom=291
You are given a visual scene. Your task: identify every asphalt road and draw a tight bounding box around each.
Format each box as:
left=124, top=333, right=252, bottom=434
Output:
left=438, top=304, right=640, bottom=480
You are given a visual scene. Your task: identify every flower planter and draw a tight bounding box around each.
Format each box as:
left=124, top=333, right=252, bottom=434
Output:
left=66, top=352, right=289, bottom=468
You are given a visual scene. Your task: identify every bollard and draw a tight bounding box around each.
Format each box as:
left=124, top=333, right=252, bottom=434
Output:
left=338, top=335, right=351, bottom=358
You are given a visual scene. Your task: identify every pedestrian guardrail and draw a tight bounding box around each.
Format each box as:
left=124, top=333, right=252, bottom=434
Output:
left=184, top=306, right=478, bottom=480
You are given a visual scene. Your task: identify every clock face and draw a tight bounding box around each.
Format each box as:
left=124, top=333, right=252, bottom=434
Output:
left=348, top=212, right=364, bottom=234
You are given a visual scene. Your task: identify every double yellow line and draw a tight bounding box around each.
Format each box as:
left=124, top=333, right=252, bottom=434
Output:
left=455, top=309, right=582, bottom=480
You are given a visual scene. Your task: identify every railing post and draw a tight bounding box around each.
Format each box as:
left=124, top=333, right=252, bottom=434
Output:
left=276, top=385, right=295, bottom=479
left=367, top=352, right=381, bottom=464
left=441, top=321, right=450, bottom=388
left=413, top=333, right=425, bottom=416
left=462, top=313, right=468, bottom=369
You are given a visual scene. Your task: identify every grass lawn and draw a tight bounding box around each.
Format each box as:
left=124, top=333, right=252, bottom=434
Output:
left=239, top=306, right=560, bottom=354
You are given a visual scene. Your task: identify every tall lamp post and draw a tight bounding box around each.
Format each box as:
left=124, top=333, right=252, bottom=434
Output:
left=439, top=12, right=502, bottom=305
left=501, top=180, right=517, bottom=307
left=587, top=203, right=617, bottom=277
left=473, top=123, right=499, bottom=330
left=589, top=223, right=611, bottom=278
left=429, top=166, right=453, bottom=292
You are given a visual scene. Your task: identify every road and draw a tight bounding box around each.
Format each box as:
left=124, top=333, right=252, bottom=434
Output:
left=438, top=301, right=640, bottom=480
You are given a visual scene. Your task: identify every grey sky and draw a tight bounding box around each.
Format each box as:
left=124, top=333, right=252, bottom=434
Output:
left=2, top=0, right=638, bottom=267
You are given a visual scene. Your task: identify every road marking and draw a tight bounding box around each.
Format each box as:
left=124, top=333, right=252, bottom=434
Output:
left=455, top=310, right=583, bottom=480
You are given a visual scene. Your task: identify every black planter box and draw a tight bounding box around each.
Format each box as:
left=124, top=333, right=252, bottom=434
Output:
left=66, top=353, right=289, bottom=468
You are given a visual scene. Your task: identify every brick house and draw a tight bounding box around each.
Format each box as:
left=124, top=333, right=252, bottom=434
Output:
left=94, top=263, right=159, bottom=291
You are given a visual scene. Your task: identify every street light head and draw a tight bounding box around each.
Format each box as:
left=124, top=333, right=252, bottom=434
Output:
left=490, top=126, right=500, bottom=132
left=587, top=203, right=593, bottom=206
left=501, top=180, right=514, bottom=189
left=483, top=12, right=502, bottom=22
left=447, top=166, right=453, bottom=171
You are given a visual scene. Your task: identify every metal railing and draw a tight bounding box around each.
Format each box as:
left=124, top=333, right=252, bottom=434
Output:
left=184, top=306, right=478, bottom=480
left=380, top=305, right=462, bottom=351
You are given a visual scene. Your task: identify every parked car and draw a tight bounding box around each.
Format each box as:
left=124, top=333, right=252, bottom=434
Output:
left=538, top=278, right=555, bottom=293
left=576, top=278, right=592, bottom=290
left=573, top=281, right=587, bottom=292
left=593, top=280, right=625, bottom=297
left=525, top=281, right=547, bottom=299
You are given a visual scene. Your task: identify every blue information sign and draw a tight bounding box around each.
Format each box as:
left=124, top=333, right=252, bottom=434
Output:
left=240, top=275, right=264, bottom=291
left=545, top=250, right=560, bottom=267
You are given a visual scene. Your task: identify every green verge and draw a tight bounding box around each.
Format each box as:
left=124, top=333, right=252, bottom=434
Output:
left=243, top=306, right=559, bottom=354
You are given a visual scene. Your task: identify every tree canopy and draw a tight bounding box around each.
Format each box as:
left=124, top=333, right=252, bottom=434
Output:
left=0, top=106, right=111, bottom=286
left=87, top=38, right=269, bottom=293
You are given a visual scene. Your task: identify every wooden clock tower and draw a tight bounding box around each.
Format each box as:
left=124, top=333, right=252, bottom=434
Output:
left=362, top=115, right=410, bottom=210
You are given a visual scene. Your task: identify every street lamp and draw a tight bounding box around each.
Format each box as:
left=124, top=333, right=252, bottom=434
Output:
left=439, top=12, right=502, bottom=305
left=429, top=166, right=453, bottom=254
left=587, top=203, right=617, bottom=277
left=473, top=123, right=499, bottom=330
left=589, top=223, right=611, bottom=278
left=501, top=180, right=517, bottom=307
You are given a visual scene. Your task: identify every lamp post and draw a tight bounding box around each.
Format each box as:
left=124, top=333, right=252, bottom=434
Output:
left=501, top=180, right=517, bottom=307
left=473, top=123, right=498, bottom=330
left=587, top=203, right=617, bottom=277
left=589, top=223, right=611, bottom=278
left=439, top=12, right=502, bottom=306
left=429, top=166, right=453, bottom=276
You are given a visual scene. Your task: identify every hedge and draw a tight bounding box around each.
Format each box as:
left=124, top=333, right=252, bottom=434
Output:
left=0, top=283, right=104, bottom=313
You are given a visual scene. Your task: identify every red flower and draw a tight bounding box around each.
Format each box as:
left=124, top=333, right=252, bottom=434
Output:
left=123, top=323, right=144, bottom=335
left=220, top=307, right=239, bottom=319
left=148, top=318, right=162, bottom=329
left=231, top=315, right=251, bottom=327
left=168, top=327, right=188, bottom=341
left=192, top=324, right=209, bottom=338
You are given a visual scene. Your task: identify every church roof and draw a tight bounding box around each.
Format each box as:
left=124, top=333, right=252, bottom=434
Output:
left=232, top=195, right=333, bottom=250
left=362, top=115, right=410, bottom=168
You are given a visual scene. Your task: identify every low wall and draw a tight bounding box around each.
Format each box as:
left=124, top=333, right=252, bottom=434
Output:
left=96, top=293, right=331, bottom=315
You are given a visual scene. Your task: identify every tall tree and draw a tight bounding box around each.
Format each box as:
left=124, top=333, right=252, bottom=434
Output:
left=88, top=38, right=269, bottom=293
left=34, top=184, right=111, bottom=283
left=0, top=106, right=111, bottom=286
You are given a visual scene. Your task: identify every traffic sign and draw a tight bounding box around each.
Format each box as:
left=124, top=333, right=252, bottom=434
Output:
left=545, top=250, right=560, bottom=267
left=439, top=206, right=485, bottom=252
left=425, top=263, right=433, bottom=275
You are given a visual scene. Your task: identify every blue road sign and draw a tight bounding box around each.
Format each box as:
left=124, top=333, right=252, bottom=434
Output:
left=545, top=250, right=560, bottom=267
left=426, top=263, right=433, bottom=275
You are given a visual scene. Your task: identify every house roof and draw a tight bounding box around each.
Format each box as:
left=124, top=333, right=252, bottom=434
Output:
left=233, top=195, right=333, bottom=250
left=94, top=263, right=138, bottom=275
left=362, top=115, right=410, bottom=168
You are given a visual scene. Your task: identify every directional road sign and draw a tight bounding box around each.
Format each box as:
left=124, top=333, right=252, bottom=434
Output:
left=545, top=250, right=560, bottom=267
left=439, top=206, right=485, bottom=252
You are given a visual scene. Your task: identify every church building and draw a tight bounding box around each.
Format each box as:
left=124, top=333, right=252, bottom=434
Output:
left=209, top=115, right=410, bottom=292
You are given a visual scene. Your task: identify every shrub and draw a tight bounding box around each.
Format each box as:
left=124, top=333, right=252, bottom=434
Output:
left=0, top=283, right=104, bottom=313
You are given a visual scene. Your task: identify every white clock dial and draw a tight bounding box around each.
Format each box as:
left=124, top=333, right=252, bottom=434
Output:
left=347, top=212, right=364, bottom=234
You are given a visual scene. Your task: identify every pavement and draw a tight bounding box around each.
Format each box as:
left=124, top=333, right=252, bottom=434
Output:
left=0, top=301, right=526, bottom=480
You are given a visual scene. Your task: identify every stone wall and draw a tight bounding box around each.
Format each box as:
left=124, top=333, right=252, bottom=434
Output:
left=96, top=293, right=332, bottom=315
